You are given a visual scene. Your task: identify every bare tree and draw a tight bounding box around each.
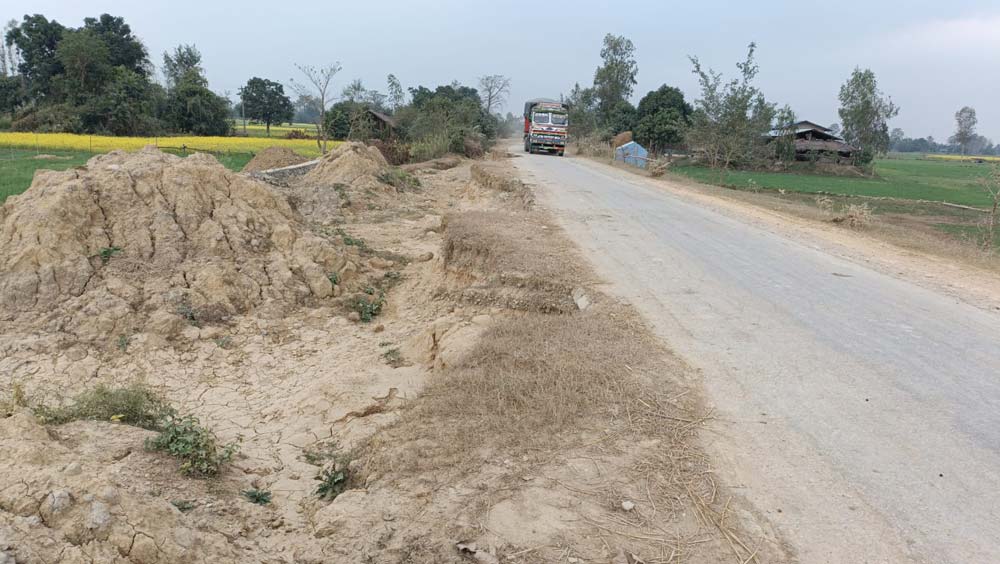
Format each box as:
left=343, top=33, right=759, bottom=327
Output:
left=290, top=63, right=341, bottom=154
left=950, top=106, right=978, bottom=155
left=386, top=74, right=404, bottom=112
left=2, top=20, right=22, bottom=77
left=981, top=165, right=1000, bottom=251
left=478, top=74, right=511, bottom=115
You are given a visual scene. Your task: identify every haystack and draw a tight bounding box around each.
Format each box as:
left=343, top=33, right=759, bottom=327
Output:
left=0, top=147, right=353, bottom=342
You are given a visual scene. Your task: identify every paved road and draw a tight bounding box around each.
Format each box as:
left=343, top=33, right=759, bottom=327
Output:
left=511, top=152, right=1000, bottom=564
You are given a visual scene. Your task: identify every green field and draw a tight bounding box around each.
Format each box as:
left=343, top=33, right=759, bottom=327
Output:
left=0, top=149, right=252, bottom=203
left=672, top=158, right=995, bottom=208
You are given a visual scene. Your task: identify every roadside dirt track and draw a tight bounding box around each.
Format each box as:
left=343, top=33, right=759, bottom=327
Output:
left=511, top=149, right=1000, bottom=564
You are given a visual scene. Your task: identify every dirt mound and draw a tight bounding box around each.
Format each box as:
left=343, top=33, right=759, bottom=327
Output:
left=302, top=142, right=389, bottom=188
left=241, top=146, right=310, bottom=173
left=0, top=147, right=353, bottom=343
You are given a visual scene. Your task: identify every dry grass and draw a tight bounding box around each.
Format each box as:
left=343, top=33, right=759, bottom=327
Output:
left=442, top=210, right=586, bottom=312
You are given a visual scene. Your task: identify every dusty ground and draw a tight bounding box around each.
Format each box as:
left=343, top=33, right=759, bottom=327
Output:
left=0, top=146, right=793, bottom=563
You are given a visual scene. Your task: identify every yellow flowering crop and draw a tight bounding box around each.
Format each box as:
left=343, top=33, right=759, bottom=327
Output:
left=926, top=154, right=1000, bottom=163
left=0, top=132, right=331, bottom=158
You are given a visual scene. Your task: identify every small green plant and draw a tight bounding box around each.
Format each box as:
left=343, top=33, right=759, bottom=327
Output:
left=363, top=286, right=375, bottom=295
left=241, top=488, right=272, bottom=505
left=117, top=334, right=131, bottom=352
left=214, top=336, right=233, bottom=349
left=335, top=228, right=367, bottom=249
left=171, top=500, right=196, bottom=512
left=381, top=347, right=403, bottom=368
left=145, top=415, right=239, bottom=477
left=36, top=384, right=176, bottom=430
left=315, top=467, right=349, bottom=500
left=327, top=272, right=340, bottom=286
left=332, top=183, right=351, bottom=206
left=302, top=441, right=340, bottom=466
left=175, top=300, right=200, bottom=327
left=97, top=246, right=123, bottom=264
left=353, top=292, right=385, bottom=322
left=377, top=167, right=421, bottom=191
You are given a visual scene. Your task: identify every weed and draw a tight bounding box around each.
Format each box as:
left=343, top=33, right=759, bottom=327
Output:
left=1, top=382, right=28, bottom=415
left=378, top=341, right=393, bottom=347
left=145, top=415, right=239, bottom=477
left=171, top=500, right=196, bottom=512
left=175, top=299, right=200, bottom=327
left=335, top=228, right=367, bottom=250
left=302, top=441, right=340, bottom=466
left=377, top=167, right=421, bottom=192
left=241, top=488, right=272, bottom=505
left=36, top=384, right=176, bottom=430
left=327, top=272, right=340, bottom=286
left=315, top=467, right=349, bottom=500
left=117, top=334, right=131, bottom=352
left=353, top=293, right=385, bottom=322
left=332, top=183, right=351, bottom=207
left=97, top=246, right=122, bottom=264
left=815, top=195, right=835, bottom=214
left=382, top=271, right=403, bottom=289
left=381, top=347, right=404, bottom=368
left=833, top=202, right=875, bottom=229
left=214, top=336, right=233, bottom=349
left=363, top=286, right=375, bottom=295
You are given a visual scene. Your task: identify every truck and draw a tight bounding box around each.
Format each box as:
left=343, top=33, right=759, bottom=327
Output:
left=523, top=99, right=569, bottom=156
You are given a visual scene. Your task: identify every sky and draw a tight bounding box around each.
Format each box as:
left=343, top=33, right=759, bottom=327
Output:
left=14, top=0, right=1000, bottom=141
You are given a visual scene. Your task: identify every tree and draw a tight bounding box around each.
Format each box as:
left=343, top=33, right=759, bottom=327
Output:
left=593, top=34, right=638, bottom=121
left=386, top=74, right=404, bottom=112
left=5, top=15, right=65, bottom=99
left=687, top=43, right=776, bottom=170
left=950, top=106, right=977, bottom=155
left=162, top=44, right=203, bottom=89
left=837, top=68, right=899, bottom=166
left=290, top=63, right=341, bottom=154
left=293, top=94, right=320, bottom=123
left=83, top=14, right=148, bottom=76
left=634, top=84, right=692, bottom=154
left=2, top=20, right=20, bottom=77
left=87, top=67, right=162, bottom=135
left=478, top=74, right=511, bottom=114
left=564, top=82, right=599, bottom=138
left=341, top=78, right=365, bottom=102
left=890, top=127, right=905, bottom=150
left=54, top=29, right=110, bottom=101
left=828, top=123, right=842, bottom=137
left=239, top=77, right=293, bottom=136
left=0, top=75, right=23, bottom=117
left=165, top=75, right=230, bottom=136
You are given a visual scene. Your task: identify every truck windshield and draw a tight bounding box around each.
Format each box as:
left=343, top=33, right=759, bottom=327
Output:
left=551, top=114, right=568, bottom=125
left=533, top=113, right=550, bottom=124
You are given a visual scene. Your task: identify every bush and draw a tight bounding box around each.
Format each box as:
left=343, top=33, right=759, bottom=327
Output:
left=284, top=129, right=310, bottom=139
left=36, top=384, right=176, bottom=430
left=377, top=167, right=421, bottom=191
left=410, top=133, right=451, bottom=162
left=370, top=139, right=411, bottom=165
left=145, top=415, right=239, bottom=477
left=12, top=104, right=85, bottom=133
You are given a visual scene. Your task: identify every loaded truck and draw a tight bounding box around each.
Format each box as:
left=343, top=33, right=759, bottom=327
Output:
left=523, top=99, right=569, bottom=156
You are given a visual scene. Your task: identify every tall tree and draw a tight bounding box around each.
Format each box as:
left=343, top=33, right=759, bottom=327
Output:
left=2, top=20, right=19, bottom=78
left=5, top=15, right=65, bottom=99
left=386, top=73, right=404, bottom=112
left=593, top=34, right=638, bottom=120
left=55, top=29, right=110, bottom=101
left=950, top=106, right=977, bottom=155
left=564, top=82, right=599, bottom=138
left=341, top=78, right=365, bottom=102
left=687, top=43, right=776, bottom=170
left=239, top=77, right=293, bottom=136
left=290, top=62, right=341, bottom=154
left=82, top=14, right=148, bottom=76
left=837, top=68, right=899, bottom=166
left=634, top=84, right=692, bottom=154
left=890, top=127, right=905, bottom=150
left=162, top=44, right=203, bottom=89
left=478, top=74, right=511, bottom=114
left=0, top=75, right=23, bottom=117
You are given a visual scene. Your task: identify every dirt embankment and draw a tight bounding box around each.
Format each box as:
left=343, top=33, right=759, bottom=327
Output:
left=0, top=149, right=793, bottom=564
left=241, top=146, right=310, bottom=173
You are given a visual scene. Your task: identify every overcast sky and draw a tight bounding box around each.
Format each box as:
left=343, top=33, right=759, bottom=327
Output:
left=17, top=0, right=1000, bottom=141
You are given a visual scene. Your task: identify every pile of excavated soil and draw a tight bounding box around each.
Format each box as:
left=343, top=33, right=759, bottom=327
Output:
left=0, top=147, right=355, bottom=343
left=241, top=146, right=310, bottom=173
left=302, top=142, right=389, bottom=189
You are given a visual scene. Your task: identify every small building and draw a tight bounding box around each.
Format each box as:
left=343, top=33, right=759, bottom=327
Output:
left=770, top=121, right=856, bottom=163
left=615, top=141, right=648, bottom=169
left=365, top=109, right=397, bottom=140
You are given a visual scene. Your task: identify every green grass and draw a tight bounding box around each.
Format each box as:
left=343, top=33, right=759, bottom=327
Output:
left=935, top=223, right=1000, bottom=249
left=672, top=158, right=995, bottom=207
left=0, top=148, right=252, bottom=204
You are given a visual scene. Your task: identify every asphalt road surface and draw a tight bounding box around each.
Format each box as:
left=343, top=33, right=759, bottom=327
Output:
left=511, top=151, right=1000, bottom=564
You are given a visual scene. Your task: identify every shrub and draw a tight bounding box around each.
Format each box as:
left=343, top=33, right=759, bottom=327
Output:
left=370, top=139, right=411, bottom=165
left=145, top=415, right=238, bottom=477
left=315, top=463, right=352, bottom=500
left=241, top=489, right=272, bottom=505
left=832, top=202, right=875, bottom=229
left=284, top=129, right=310, bottom=140
left=377, top=167, right=421, bottom=191
left=353, top=293, right=386, bottom=322
left=36, top=384, right=176, bottom=430
left=410, top=133, right=451, bottom=162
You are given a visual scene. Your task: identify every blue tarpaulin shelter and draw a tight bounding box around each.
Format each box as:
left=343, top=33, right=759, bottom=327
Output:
left=615, top=141, right=648, bottom=169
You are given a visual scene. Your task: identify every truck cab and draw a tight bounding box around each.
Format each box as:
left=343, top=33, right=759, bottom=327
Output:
left=524, top=99, right=569, bottom=156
